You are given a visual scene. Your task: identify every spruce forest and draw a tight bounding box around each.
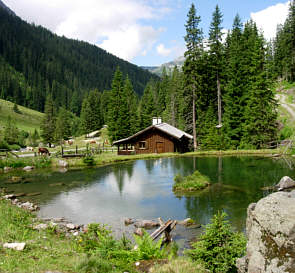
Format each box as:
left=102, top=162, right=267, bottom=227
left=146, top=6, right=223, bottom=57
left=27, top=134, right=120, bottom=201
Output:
left=1, top=1, right=295, bottom=150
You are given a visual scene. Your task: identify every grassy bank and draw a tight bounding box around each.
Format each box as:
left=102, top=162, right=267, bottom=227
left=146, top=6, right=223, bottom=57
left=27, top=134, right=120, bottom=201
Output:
left=51, top=148, right=280, bottom=169
left=0, top=195, right=245, bottom=273
left=0, top=197, right=204, bottom=273
left=0, top=148, right=281, bottom=172
left=0, top=198, right=80, bottom=272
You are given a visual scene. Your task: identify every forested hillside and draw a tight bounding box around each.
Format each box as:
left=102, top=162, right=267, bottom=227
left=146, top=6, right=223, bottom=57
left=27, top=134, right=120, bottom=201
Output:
left=2, top=1, right=295, bottom=151
left=0, top=5, right=157, bottom=113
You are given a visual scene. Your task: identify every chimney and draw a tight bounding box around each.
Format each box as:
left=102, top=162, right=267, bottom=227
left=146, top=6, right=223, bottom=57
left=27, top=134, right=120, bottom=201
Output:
left=152, top=117, right=162, bottom=125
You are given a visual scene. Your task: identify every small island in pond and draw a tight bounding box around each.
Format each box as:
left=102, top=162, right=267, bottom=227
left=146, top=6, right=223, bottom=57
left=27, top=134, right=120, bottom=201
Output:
left=173, top=170, right=210, bottom=192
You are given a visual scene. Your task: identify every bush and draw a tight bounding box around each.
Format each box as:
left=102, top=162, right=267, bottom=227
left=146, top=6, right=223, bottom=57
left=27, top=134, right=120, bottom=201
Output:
left=173, top=170, right=210, bottom=192
left=133, top=230, right=168, bottom=260
left=83, top=154, right=95, bottom=166
left=186, top=211, right=246, bottom=273
left=0, top=139, right=9, bottom=149
left=9, top=144, right=21, bottom=151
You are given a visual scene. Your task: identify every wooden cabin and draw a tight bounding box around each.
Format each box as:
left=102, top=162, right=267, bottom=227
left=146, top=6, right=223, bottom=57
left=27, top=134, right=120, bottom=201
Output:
left=113, top=118, right=193, bottom=155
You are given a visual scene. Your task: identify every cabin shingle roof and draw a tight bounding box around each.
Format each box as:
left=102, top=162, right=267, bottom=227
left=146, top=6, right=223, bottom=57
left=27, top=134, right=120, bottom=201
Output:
left=113, top=122, right=193, bottom=145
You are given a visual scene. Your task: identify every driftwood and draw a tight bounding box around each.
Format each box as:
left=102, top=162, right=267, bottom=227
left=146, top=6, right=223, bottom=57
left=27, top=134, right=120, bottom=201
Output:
left=150, top=219, right=177, bottom=243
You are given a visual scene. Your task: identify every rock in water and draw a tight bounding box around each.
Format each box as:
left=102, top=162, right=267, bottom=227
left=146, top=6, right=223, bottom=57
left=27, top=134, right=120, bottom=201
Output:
left=23, top=166, right=34, bottom=171
left=134, top=220, right=160, bottom=229
left=124, top=218, right=134, bottom=225
left=276, top=176, right=295, bottom=191
left=134, top=228, right=144, bottom=237
left=58, top=160, right=68, bottom=168
left=237, top=191, right=295, bottom=273
left=3, top=242, right=26, bottom=251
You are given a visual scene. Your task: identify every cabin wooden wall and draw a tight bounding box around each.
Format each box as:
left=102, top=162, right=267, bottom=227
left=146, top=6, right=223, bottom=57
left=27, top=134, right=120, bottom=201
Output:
left=134, top=129, right=175, bottom=154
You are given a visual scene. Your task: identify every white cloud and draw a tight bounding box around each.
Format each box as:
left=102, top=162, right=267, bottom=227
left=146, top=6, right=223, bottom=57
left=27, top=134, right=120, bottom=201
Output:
left=156, top=43, right=172, bottom=56
left=4, top=0, right=169, bottom=61
left=251, top=1, right=290, bottom=40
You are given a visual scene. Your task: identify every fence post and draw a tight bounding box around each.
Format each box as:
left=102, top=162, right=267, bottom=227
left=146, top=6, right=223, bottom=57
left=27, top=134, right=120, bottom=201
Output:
left=61, top=146, right=64, bottom=157
left=76, top=145, right=78, bottom=155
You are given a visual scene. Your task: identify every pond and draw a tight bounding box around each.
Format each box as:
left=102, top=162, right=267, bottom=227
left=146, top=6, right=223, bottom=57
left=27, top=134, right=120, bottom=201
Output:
left=0, top=155, right=294, bottom=248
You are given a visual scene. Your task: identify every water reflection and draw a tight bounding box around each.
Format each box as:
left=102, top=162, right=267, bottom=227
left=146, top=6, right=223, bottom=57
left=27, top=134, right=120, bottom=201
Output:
left=0, top=156, right=294, bottom=236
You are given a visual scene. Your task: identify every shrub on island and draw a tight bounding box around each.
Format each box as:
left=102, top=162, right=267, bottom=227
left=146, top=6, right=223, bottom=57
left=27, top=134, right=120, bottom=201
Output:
left=173, top=170, right=210, bottom=192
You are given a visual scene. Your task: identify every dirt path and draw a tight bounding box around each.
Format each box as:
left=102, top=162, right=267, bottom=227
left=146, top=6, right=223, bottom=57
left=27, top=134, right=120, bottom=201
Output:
left=276, top=94, right=295, bottom=120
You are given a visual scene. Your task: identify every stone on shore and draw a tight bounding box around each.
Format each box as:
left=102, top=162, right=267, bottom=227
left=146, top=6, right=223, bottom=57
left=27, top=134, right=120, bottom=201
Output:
left=23, top=166, right=34, bottom=171
left=134, top=220, right=160, bottom=229
left=237, top=190, right=295, bottom=273
left=3, top=242, right=26, bottom=251
left=58, top=160, right=68, bottom=168
left=275, top=176, right=295, bottom=191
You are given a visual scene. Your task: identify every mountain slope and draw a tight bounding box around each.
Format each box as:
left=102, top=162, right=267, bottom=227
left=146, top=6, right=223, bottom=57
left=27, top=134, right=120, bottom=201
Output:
left=0, top=99, right=44, bottom=133
left=0, top=4, right=158, bottom=112
left=143, top=56, right=185, bottom=76
left=0, top=0, right=15, bottom=16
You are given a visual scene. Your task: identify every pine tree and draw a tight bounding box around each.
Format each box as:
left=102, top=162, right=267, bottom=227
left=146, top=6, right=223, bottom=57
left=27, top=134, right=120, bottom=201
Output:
left=54, top=107, right=72, bottom=143
left=40, top=94, right=56, bottom=146
left=107, top=67, right=125, bottom=142
left=124, top=76, right=138, bottom=135
left=208, top=5, right=224, bottom=127
left=240, top=21, right=277, bottom=148
left=139, top=80, right=158, bottom=129
left=223, top=15, right=245, bottom=148
left=183, top=3, right=203, bottom=151
left=80, top=94, right=93, bottom=136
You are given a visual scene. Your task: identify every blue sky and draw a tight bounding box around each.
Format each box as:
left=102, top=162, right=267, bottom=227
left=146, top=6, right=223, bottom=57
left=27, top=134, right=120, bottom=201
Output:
left=4, top=0, right=291, bottom=66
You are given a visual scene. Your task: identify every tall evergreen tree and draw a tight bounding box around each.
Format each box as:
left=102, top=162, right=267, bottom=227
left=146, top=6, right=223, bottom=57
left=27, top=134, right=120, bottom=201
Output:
left=139, top=79, right=158, bottom=129
left=54, top=107, right=72, bottom=143
left=208, top=5, right=224, bottom=127
left=240, top=21, right=277, bottom=148
left=107, top=67, right=128, bottom=141
left=40, top=94, right=56, bottom=146
left=183, top=3, right=203, bottom=151
left=223, top=15, right=245, bottom=148
left=124, top=76, right=138, bottom=135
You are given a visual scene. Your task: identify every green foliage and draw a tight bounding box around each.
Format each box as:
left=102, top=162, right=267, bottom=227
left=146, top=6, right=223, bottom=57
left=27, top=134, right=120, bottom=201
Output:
left=77, top=257, right=121, bottom=273
left=80, top=90, right=103, bottom=135
left=133, top=230, right=167, bottom=260
left=173, top=170, right=210, bottom=192
left=273, top=0, right=295, bottom=81
left=40, top=95, right=56, bottom=145
left=83, top=154, right=95, bottom=166
left=0, top=157, right=51, bottom=169
left=76, top=223, right=135, bottom=272
left=183, top=3, right=203, bottom=148
left=186, top=211, right=246, bottom=273
left=54, top=107, right=72, bottom=142
left=279, top=125, right=293, bottom=140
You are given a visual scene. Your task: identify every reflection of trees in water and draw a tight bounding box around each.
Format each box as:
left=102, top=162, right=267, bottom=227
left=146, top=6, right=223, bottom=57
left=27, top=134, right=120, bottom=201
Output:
left=184, top=184, right=255, bottom=231
left=179, top=156, right=293, bottom=232
left=1, top=166, right=113, bottom=205
left=145, top=159, right=155, bottom=174
left=112, top=162, right=135, bottom=194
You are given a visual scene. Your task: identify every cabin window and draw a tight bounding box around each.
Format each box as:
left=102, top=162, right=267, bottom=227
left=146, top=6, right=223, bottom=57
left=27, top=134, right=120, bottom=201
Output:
left=139, top=141, right=147, bottom=149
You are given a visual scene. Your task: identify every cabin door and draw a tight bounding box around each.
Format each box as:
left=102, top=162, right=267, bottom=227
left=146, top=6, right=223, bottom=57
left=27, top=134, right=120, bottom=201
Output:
left=156, top=142, right=164, bottom=153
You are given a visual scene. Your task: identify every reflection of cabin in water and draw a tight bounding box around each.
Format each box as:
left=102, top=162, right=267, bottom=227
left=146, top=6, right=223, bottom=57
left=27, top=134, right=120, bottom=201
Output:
left=113, top=118, right=193, bottom=155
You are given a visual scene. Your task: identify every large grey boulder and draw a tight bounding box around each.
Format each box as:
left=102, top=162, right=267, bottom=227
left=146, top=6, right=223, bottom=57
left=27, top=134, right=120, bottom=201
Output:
left=237, top=191, right=295, bottom=273
left=275, top=176, right=295, bottom=191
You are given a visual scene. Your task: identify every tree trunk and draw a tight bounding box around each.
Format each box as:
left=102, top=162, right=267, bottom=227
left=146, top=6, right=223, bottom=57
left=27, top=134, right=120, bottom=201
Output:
left=217, top=73, right=222, bottom=125
left=192, top=86, right=197, bottom=151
